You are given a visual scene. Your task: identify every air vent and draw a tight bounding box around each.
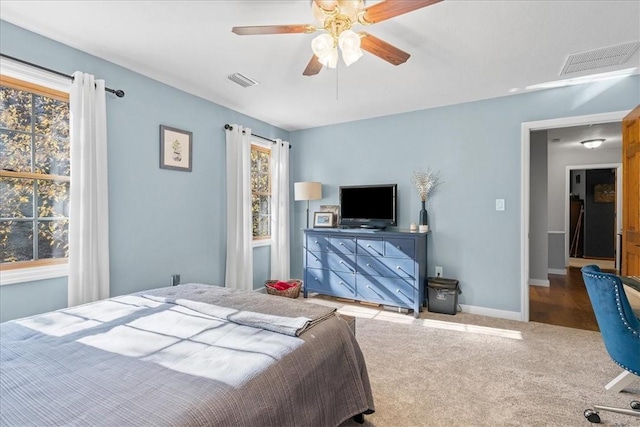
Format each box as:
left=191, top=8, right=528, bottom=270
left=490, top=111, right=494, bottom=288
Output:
left=560, top=41, right=640, bottom=75
left=228, top=72, right=259, bottom=88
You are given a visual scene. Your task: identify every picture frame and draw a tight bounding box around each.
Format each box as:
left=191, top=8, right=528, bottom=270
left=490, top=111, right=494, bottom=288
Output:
left=594, top=183, right=615, bottom=203
left=320, top=204, right=340, bottom=226
left=313, top=212, right=335, bottom=228
left=160, top=125, right=192, bottom=172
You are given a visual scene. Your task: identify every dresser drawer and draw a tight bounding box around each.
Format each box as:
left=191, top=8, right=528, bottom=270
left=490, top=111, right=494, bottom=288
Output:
left=307, top=234, right=331, bottom=252
left=308, top=251, right=356, bottom=273
left=357, top=237, right=384, bottom=257
left=357, top=255, right=416, bottom=280
left=356, top=274, right=416, bottom=306
left=330, top=236, right=357, bottom=255
left=384, top=238, right=415, bottom=259
left=306, top=268, right=356, bottom=297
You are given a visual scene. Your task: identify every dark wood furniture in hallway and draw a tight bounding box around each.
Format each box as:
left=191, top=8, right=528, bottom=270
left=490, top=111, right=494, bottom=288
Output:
left=529, top=266, right=600, bottom=332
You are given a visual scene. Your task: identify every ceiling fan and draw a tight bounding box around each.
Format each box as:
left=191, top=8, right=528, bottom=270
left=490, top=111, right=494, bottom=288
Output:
left=232, top=0, right=442, bottom=76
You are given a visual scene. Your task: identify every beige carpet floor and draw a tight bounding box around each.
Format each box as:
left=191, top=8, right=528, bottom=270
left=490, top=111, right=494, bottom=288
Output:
left=304, top=296, right=640, bottom=427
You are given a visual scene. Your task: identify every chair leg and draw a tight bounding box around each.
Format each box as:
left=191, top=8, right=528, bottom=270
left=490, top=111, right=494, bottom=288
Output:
left=605, top=370, right=637, bottom=393
left=593, top=404, right=640, bottom=418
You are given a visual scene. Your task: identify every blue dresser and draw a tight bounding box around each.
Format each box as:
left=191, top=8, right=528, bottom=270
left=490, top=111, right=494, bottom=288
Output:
left=303, top=229, right=427, bottom=318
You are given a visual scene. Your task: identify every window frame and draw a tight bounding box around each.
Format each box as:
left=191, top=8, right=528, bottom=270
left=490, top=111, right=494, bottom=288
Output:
left=250, top=138, right=272, bottom=247
left=0, top=60, right=71, bottom=286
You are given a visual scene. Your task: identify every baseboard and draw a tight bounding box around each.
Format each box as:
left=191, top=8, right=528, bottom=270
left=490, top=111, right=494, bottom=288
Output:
left=548, top=268, right=566, bottom=275
left=529, top=279, right=550, bottom=287
left=458, top=304, right=522, bottom=321
left=254, top=287, right=267, bottom=293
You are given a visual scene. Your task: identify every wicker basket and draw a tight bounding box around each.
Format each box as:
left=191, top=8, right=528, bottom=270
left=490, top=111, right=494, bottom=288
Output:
left=265, top=279, right=302, bottom=299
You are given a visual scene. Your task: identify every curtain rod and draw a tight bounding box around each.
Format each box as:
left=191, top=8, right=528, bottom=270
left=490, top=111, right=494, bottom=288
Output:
left=0, top=53, right=125, bottom=98
left=224, top=124, right=291, bottom=148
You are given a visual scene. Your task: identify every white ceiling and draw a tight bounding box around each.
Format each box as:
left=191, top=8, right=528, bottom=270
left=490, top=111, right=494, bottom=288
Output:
left=547, top=122, right=622, bottom=152
left=1, top=1, right=639, bottom=131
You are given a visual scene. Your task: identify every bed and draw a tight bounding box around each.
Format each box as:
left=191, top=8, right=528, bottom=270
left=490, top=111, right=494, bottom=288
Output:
left=0, top=283, right=375, bottom=426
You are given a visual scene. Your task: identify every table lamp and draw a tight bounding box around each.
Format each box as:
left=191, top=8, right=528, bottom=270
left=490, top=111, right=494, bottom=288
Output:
left=294, top=182, right=322, bottom=228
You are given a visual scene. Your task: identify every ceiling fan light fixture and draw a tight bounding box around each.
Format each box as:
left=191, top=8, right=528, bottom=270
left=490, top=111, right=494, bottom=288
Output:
left=336, top=0, right=363, bottom=21
left=338, top=30, right=363, bottom=66
left=312, top=33, right=338, bottom=67
left=581, top=139, right=605, bottom=149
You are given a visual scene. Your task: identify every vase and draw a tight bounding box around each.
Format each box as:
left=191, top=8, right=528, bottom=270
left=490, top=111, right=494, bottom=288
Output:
left=419, top=200, right=428, bottom=226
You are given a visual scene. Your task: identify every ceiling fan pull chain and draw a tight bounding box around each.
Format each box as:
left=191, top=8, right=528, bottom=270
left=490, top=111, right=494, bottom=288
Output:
left=336, top=62, right=339, bottom=101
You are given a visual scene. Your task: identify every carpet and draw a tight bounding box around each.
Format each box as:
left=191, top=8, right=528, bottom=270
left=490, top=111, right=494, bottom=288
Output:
left=305, top=297, right=640, bottom=426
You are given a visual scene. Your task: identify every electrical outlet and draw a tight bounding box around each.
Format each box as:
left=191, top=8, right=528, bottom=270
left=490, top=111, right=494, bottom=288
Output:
left=435, top=266, right=443, bottom=277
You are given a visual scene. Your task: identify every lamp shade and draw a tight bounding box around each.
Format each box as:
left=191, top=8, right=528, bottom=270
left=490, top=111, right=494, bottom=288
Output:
left=294, top=182, right=322, bottom=201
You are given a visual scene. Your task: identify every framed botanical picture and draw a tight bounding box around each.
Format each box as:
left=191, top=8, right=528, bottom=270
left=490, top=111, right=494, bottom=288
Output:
left=160, top=125, right=192, bottom=172
left=314, top=212, right=335, bottom=228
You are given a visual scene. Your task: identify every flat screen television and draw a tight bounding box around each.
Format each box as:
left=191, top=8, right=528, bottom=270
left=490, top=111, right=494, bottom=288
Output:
left=339, top=184, right=397, bottom=229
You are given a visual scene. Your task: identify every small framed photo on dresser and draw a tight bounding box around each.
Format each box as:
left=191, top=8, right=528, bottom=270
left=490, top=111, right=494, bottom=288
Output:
left=313, top=212, right=335, bottom=228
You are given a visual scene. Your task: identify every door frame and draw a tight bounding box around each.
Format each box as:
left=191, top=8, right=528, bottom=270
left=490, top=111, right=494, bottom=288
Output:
left=564, top=164, right=622, bottom=270
left=520, top=110, right=629, bottom=322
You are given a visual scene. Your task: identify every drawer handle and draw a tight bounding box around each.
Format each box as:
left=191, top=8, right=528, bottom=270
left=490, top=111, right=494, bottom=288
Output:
left=339, top=282, right=352, bottom=291
left=366, top=285, right=383, bottom=298
left=366, top=263, right=381, bottom=274
left=396, top=266, right=415, bottom=279
left=366, top=244, right=383, bottom=256
left=339, top=260, right=355, bottom=273
left=340, top=242, right=344, bottom=246
left=396, top=245, right=401, bottom=249
left=396, top=288, right=410, bottom=298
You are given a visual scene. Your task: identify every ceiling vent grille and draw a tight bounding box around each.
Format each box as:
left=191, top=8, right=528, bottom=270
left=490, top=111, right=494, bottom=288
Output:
left=560, top=41, right=640, bottom=76
left=228, top=72, right=259, bottom=88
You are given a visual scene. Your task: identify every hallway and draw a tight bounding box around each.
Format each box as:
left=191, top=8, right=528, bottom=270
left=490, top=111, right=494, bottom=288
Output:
left=529, top=266, right=600, bottom=332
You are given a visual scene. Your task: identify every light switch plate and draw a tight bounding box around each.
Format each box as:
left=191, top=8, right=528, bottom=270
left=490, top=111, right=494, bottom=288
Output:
left=496, top=199, right=505, bottom=211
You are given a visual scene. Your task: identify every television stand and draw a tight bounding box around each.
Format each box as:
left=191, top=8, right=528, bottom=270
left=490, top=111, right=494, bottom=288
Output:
left=360, top=224, right=386, bottom=230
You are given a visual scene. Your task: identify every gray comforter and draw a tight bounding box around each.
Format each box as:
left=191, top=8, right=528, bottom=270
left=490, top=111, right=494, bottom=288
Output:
left=0, top=284, right=374, bottom=426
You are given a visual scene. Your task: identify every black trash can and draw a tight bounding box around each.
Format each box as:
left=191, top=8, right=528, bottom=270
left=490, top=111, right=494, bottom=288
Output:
left=427, top=277, right=460, bottom=315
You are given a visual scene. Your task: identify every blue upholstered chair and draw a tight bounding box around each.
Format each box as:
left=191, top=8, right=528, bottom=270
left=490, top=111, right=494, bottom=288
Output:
left=581, top=265, right=640, bottom=423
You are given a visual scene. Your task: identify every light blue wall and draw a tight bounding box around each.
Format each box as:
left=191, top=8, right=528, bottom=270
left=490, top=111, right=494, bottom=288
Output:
left=0, top=20, right=289, bottom=321
left=290, top=77, right=639, bottom=313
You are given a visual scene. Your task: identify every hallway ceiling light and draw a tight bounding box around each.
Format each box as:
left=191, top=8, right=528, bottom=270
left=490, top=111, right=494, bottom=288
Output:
left=581, top=139, right=605, bottom=149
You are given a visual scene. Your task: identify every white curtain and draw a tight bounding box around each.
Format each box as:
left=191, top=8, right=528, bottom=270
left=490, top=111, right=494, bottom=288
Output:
left=225, top=125, right=254, bottom=290
left=68, top=72, right=110, bottom=307
left=270, top=139, right=290, bottom=279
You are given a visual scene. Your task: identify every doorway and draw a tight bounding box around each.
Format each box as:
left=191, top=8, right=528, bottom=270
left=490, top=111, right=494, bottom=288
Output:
left=520, top=110, right=629, bottom=323
left=565, top=165, right=621, bottom=271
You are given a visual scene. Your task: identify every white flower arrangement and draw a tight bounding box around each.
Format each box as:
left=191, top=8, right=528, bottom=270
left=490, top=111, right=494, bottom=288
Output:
left=411, top=167, right=442, bottom=202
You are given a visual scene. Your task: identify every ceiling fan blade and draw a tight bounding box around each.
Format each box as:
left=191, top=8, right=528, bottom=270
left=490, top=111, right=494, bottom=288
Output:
left=360, top=0, right=442, bottom=25
left=232, top=25, right=316, bottom=35
left=359, top=32, right=410, bottom=65
left=303, top=55, right=323, bottom=76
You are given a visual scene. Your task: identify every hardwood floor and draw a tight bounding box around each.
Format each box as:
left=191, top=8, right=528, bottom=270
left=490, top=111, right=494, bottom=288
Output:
left=529, top=266, right=600, bottom=332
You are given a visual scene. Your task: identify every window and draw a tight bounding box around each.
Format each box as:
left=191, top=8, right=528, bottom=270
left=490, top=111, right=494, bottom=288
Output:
left=0, top=75, right=70, bottom=270
left=250, top=143, right=271, bottom=240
